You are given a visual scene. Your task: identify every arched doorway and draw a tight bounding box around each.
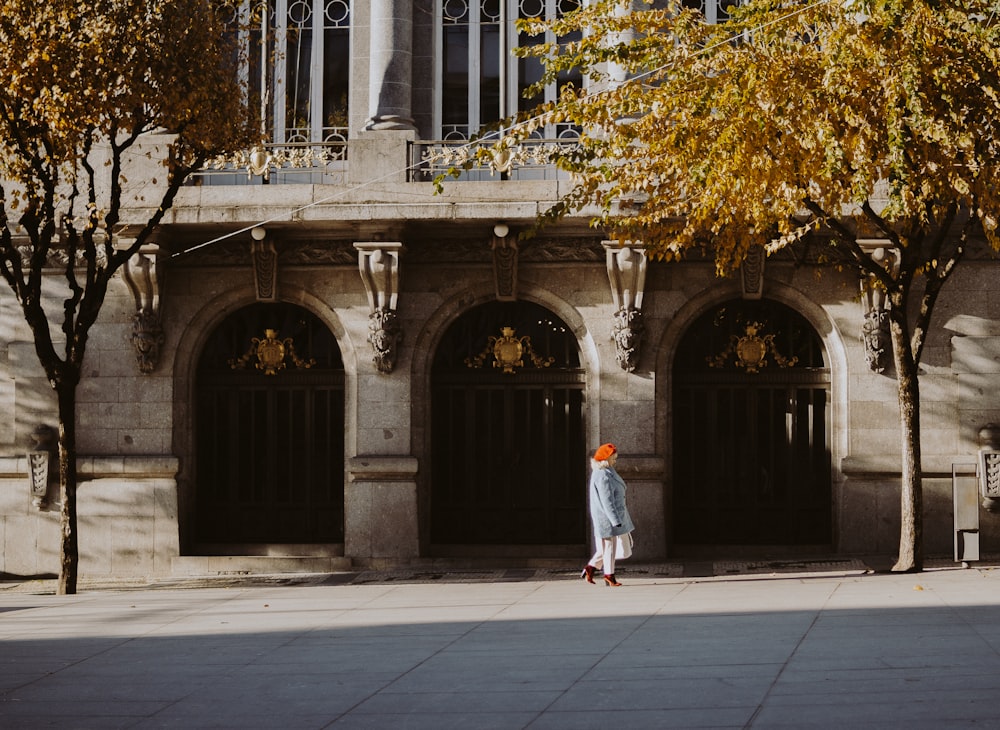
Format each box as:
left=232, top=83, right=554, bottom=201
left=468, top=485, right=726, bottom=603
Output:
left=430, top=301, right=586, bottom=549
left=194, top=303, right=344, bottom=547
left=673, top=299, right=832, bottom=547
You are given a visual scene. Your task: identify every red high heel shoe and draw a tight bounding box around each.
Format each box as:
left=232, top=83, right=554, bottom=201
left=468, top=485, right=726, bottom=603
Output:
left=581, top=565, right=596, bottom=584
left=603, top=574, right=622, bottom=587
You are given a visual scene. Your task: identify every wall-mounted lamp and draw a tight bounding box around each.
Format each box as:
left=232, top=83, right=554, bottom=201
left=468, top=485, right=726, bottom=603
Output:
left=493, top=222, right=509, bottom=239
left=250, top=226, right=267, bottom=241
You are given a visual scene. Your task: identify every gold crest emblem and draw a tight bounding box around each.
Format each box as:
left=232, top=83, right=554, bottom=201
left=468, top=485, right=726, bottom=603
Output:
left=230, top=329, right=316, bottom=375
left=709, top=321, right=797, bottom=373
left=466, top=326, right=554, bottom=375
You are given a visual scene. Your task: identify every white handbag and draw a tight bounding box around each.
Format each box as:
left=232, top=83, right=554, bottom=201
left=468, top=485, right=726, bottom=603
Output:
left=615, top=532, right=634, bottom=560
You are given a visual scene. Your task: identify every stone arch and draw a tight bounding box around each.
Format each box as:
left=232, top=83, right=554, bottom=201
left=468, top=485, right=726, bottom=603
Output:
left=171, top=286, right=358, bottom=554
left=411, top=285, right=599, bottom=556
left=654, top=281, right=849, bottom=553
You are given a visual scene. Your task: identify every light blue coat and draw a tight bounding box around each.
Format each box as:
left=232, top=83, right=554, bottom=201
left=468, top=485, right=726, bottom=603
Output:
left=589, top=463, right=635, bottom=538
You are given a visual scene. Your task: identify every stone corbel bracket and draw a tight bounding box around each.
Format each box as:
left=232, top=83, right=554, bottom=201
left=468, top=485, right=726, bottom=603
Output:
left=251, top=227, right=278, bottom=302
left=122, top=243, right=165, bottom=374
left=355, top=242, right=403, bottom=373
left=604, top=241, right=648, bottom=372
left=492, top=226, right=518, bottom=301
left=740, top=244, right=766, bottom=300
left=858, top=239, right=900, bottom=374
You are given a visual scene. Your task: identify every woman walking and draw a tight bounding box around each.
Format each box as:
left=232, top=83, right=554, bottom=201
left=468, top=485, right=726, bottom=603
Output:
left=582, top=443, right=635, bottom=587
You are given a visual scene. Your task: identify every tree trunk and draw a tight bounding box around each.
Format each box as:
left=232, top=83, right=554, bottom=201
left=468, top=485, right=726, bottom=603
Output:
left=890, top=320, right=923, bottom=573
left=56, top=384, right=79, bottom=595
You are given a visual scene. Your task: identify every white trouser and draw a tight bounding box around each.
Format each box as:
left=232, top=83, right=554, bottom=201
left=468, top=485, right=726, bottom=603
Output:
left=588, top=533, right=616, bottom=576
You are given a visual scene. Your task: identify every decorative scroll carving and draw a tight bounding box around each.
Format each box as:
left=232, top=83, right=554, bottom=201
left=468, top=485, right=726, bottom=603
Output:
left=27, top=424, right=56, bottom=510
left=368, top=308, right=402, bottom=374
left=252, top=236, right=278, bottom=301
left=122, top=245, right=164, bottom=374
left=979, top=425, right=1000, bottom=512
left=229, top=329, right=315, bottom=375
left=740, top=244, right=765, bottom=300
left=612, top=308, right=645, bottom=372
left=709, top=321, right=798, bottom=374
left=858, top=239, right=900, bottom=374
left=492, top=232, right=518, bottom=301
left=466, top=326, right=554, bottom=375
left=862, top=308, right=890, bottom=373
left=604, top=241, right=648, bottom=372
left=355, top=242, right=403, bottom=373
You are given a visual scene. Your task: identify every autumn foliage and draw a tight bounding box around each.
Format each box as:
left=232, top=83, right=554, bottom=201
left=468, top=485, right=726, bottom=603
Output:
left=490, top=0, right=1000, bottom=571
left=0, top=0, right=254, bottom=593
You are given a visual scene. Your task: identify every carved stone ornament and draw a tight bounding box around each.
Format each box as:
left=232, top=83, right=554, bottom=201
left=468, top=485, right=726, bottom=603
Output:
left=858, top=239, right=900, bottom=374
left=229, top=329, right=315, bottom=375
left=466, top=326, right=554, bottom=375
left=492, top=233, right=519, bottom=301
left=355, top=242, right=403, bottom=373
left=740, top=245, right=765, bottom=300
left=612, top=308, right=645, bottom=373
left=979, top=425, right=1000, bottom=512
left=709, top=321, right=798, bottom=374
left=368, top=308, right=402, bottom=374
left=27, top=424, right=56, bottom=510
left=604, top=241, right=648, bottom=372
left=122, top=245, right=165, bottom=374
left=252, top=237, right=279, bottom=302
left=862, top=308, right=890, bottom=374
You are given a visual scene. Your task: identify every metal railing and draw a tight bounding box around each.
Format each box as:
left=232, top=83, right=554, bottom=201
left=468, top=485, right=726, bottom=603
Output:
left=409, top=137, right=579, bottom=183
left=190, top=139, right=349, bottom=186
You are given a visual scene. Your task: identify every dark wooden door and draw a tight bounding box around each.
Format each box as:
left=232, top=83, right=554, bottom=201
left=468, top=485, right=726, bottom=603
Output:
left=431, top=301, right=586, bottom=545
left=195, top=303, right=344, bottom=545
left=673, top=300, right=832, bottom=545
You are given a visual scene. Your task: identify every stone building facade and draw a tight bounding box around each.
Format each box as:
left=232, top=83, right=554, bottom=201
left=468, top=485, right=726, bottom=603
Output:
left=2, top=0, right=999, bottom=577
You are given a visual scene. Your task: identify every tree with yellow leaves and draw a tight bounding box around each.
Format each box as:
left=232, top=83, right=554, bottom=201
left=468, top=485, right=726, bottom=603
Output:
left=483, top=0, right=1000, bottom=571
left=0, top=0, right=254, bottom=593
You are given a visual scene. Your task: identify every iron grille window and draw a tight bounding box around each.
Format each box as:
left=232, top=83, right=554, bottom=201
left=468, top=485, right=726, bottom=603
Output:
left=224, top=0, right=350, bottom=146
left=438, top=0, right=582, bottom=140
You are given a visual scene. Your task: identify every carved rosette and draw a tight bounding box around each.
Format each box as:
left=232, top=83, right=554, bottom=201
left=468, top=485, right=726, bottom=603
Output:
left=368, top=308, right=402, bottom=374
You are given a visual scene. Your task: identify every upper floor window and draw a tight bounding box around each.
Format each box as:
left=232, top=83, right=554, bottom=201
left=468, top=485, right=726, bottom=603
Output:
left=682, top=0, right=740, bottom=24
left=228, top=0, right=351, bottom=146
left=438, top=0, right=582, bottom=141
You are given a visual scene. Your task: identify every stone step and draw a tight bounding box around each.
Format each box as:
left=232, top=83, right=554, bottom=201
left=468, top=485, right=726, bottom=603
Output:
left=171, top=555, right=352, bottom=576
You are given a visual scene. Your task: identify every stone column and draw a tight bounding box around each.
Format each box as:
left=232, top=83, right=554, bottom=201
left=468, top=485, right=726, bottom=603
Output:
left=365, top=0, right=416, bottom=130
left=346, top=456, right=420, bottom=563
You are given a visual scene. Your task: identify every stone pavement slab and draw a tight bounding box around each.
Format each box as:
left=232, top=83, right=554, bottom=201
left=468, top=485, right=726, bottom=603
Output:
left=1, top=565, right=1000, bottom=728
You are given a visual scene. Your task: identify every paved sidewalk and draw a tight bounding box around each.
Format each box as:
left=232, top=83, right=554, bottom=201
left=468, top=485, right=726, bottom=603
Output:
left=2, top=564, right=1000, bottom=729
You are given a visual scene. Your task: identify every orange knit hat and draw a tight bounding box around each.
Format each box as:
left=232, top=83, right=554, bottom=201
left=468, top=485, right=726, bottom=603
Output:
left=594, top=443, right=617, bottom=461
